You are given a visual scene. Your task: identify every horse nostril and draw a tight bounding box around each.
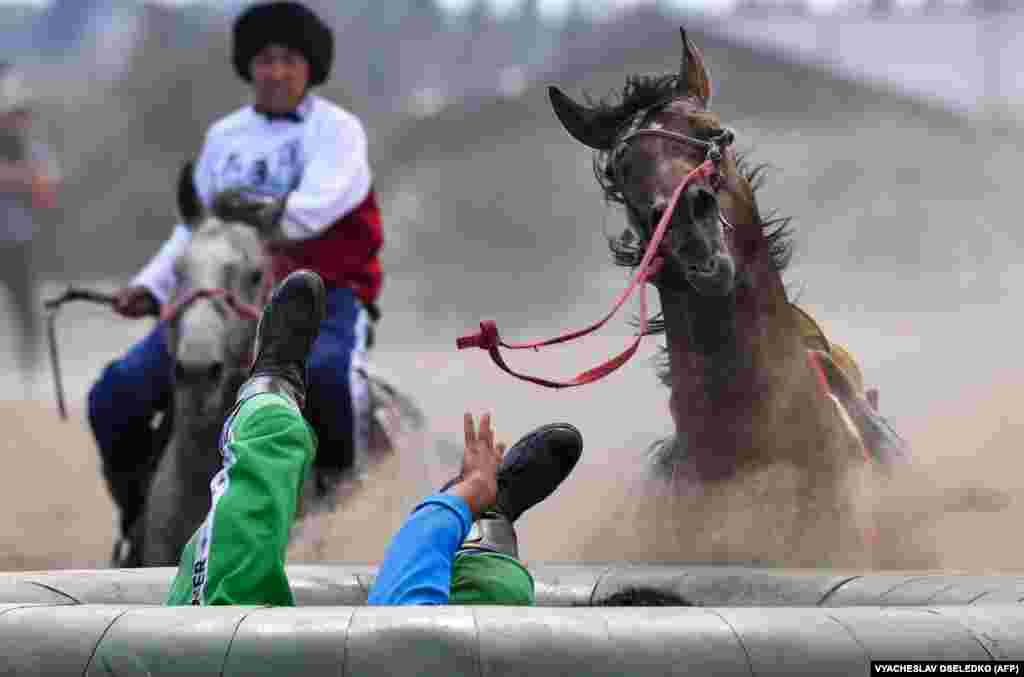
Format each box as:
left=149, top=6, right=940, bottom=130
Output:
left=689, top=188, right=717, bottom=223
left=174, top=360, right=225, bottom=383
left=207, top=362, right=224, bottom=382
left=686, top=257, right=720, bottom=280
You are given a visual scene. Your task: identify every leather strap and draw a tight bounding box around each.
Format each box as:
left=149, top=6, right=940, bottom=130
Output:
left=456, top=158, right=722, bottom=388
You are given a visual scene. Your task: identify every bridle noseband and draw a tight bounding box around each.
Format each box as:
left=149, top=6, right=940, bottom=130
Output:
left=161, top=257, right=276, bottom=368
left=612, top=126, right=737, bottom=234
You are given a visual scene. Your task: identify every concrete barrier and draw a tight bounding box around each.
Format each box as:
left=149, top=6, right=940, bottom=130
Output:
left=2, top=564, right=1023, bottom=607
left=1, top=564, right=1022, bottom=675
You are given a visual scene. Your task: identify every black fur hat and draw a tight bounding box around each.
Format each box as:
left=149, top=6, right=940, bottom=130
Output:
left=232, top=2, right=333, bottom=87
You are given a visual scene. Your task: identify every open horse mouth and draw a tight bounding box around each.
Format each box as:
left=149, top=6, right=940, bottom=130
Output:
left=659, top=184, right=736, bottom=298
left=681, top=250, right=735, bottom=297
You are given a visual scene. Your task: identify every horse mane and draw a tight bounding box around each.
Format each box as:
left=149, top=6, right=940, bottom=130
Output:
left=584, top=74, right=794, bottom=337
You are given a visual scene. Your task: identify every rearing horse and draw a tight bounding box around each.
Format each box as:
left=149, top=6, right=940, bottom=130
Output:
left=549, top=31, right=876, bottom=565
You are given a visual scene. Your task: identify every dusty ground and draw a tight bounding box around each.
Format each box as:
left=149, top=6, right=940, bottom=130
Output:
left=1, top=359, right=1021, bottom=573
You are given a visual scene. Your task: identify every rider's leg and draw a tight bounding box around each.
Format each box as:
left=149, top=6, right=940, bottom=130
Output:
left=304, top=285, right=370, bottom=489
left=87, top=323, right=173, bottom=537
left=167, top=270, right=325, bottom=606
left=810, top=349, right=909, bottom=466
left=447, top=424, right=583, bottom=605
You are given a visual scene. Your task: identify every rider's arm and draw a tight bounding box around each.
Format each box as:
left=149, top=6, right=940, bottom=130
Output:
left=368, top=414, right=500, bottom=606
left=129, top=224, right=191, bottom=305
left=277, top=109, right=373, bottom=239
left=367, top=493, right=473, bottom=606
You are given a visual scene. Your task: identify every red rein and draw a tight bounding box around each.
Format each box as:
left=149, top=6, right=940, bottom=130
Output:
left=160, top=262, right=275, bottom=342
left=456, top=156, right=723, bottom=388
left=159, top=267, right=275, bottom=369
left=160, top=287, right=265, bottom=324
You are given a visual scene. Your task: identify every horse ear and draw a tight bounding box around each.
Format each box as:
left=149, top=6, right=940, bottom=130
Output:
left=177, top=160, right=204, bottom=227
left=549, top=85, right=627, bottom=151
left=677, top=28, right=712, bottom=106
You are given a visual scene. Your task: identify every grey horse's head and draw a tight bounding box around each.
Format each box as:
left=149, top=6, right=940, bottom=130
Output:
left=165, top=164, right=270, bottom=421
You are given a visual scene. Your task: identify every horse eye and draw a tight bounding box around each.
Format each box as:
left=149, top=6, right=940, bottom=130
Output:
left=248, top=271, right=263, bottom=287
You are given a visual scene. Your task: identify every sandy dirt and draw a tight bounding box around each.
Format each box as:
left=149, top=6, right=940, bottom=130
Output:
left=1, top=359, right=1021, bottom=573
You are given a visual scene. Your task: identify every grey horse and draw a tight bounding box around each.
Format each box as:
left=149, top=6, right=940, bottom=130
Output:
left=124, top=175, right=424, bottom=567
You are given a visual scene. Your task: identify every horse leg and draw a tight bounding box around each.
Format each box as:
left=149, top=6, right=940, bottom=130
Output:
left=89, top=325, right=174, bottom=549
left=785, top=460, right=867, bottom=568
left=141, top=437, right=207, bottom=567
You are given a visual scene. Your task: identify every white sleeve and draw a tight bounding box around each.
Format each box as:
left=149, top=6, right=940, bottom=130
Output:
left=279, top=112, right=372, bottom=239
left=130, top=223, right=192, bottom=305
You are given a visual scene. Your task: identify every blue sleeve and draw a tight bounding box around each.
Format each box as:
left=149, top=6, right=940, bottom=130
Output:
left=367, top=493, right=473, bottom=606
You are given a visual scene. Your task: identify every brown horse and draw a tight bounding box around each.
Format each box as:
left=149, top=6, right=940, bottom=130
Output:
left=548, top=31, right=877, bottom=566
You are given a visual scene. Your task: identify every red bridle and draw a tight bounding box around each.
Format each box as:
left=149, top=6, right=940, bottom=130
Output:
left=456, top=127, right=736, bottom=388
left=160, top=259, right=276, bottom=366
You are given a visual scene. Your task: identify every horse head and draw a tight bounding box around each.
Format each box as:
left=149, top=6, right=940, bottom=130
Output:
left=165, top=163, right=271, bottom=423
left=549, top=30, right=791, bottom=361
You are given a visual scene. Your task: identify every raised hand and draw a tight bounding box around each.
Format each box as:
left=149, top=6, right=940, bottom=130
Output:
left=450, top=413, right=506, bottom=517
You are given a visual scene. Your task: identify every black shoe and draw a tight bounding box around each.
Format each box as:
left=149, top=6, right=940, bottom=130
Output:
left=446, top=423, right=582, bottom=558
left=238, top=270, right=326, bottom=409
left=494, top=423, right=583, bottom=523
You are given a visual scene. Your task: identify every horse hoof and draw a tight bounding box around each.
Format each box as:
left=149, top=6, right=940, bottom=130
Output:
left=110, top=537, right=135, bottom=568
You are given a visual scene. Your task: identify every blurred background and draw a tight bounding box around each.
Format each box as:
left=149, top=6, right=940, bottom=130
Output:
left=1, top=0, right=1023, bottom=570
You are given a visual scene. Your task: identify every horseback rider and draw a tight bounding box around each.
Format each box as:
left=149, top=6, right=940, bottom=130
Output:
left=88, top=1, right=383, bottom=558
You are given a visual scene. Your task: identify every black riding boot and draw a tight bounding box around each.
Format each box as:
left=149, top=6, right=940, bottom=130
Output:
left=236, top=269, right=326, bottom=408
left=444, top=423, right=583, bottom=558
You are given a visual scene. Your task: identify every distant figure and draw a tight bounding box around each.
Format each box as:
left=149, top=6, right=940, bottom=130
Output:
left=0, top=63, right=60, bottom=382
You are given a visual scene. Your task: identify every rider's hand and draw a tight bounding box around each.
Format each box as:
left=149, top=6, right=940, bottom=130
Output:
left=113, top=285, right=158, bottom=318
left=450, top=413, right=505, bottom=518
